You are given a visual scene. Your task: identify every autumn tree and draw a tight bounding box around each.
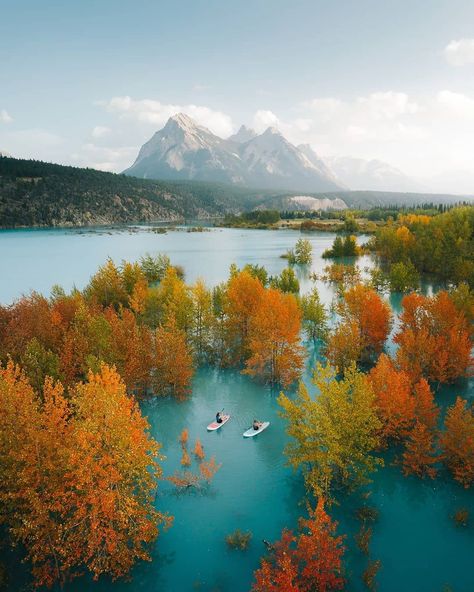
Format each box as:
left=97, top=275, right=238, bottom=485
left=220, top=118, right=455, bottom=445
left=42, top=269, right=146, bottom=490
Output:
left=84, top=258, right=129, bottom=309
left=413, top=378, right=439, bottom=429
left=369, top=354, right=415, bottom=444
left=244, top=288, right=305, bottom=387
left=120, top=260, right=147, bottom=296
left=395, top=291, right=472, bottom=383
left=252, top=499, right=345, bottom=592
left=0, top=293, right=60, bottom=360
left=0, top=363, right=170, bottom=587
left=105, top=307, right=153, bottom=394
left=325, top=318, right=362, bottom=372
left=326, top=284, right=391, bottom=370
left=279, top=363, right=382, bottom=500
left=59, top=303, right=112, bottom=385
left=224, top=270, right=265, bottom=364
left=341, top=284, right=392, bottom=358
left=402, top=421, right=438, bottom=479
left=440, top=397, right=474, bottom=488
left=157, top=266, right=194, bottom=333
left=20, top=337, right=62, bottom=393
left=190, top=278, right=215, bottom=364
left=401, top=378, right=440, bottom=478
left=152, top=317, right=194, bottom=398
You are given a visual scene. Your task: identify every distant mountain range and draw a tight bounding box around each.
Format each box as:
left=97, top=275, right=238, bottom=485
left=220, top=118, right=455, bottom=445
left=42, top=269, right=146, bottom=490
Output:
left=123, top=113, right=431, bottom=193
left=124, top=113, right=343, bottom=192
left=324, top=156, right=425, bottom=193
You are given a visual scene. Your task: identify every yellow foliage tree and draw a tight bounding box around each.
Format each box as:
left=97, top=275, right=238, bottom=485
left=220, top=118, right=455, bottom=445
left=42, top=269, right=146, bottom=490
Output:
left=278, top=363, right=382, bottom=501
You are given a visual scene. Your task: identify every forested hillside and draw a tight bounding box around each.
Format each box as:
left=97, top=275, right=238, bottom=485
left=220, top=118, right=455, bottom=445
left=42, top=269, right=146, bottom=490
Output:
left=0, top=157, right=265, bottom=227
left=0, top=156, right=470, bottom=228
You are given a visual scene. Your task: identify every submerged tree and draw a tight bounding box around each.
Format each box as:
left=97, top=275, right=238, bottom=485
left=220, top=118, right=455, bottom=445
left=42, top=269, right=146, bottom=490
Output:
left=252, top=499, right=345, bottom=592
left=279, top=363, right=382, bottom=500
left=0, top=362, right=170, bottom=588
left=395, top=291, right=472, bottom=383
left=244, top=289, right=305, bottom=387
left=300, top=287, right=328, bottom=343
left=369, top=354, right=415, bottom=445
left=287, top=238, right=313, bottom=265
left=152, top=317, right=194, bottom=399
left=440, top=397, right=474, bottom=488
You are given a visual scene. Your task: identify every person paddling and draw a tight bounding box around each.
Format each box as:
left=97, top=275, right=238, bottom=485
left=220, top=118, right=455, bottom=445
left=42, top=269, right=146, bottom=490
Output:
left=216, top=410, right=224, bottom=424
left=253, top=418, right=263, bottom=431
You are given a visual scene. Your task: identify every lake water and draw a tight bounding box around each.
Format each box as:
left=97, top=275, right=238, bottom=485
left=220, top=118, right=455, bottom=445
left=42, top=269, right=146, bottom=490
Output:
left=1, top=226, right=473, bottom=592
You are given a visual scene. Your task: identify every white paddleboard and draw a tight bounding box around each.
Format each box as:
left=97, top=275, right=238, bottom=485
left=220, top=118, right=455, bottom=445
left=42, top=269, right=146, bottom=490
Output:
left=207, top=414, right=231, bottom=431
left=243, top=421, right=270, bottom=437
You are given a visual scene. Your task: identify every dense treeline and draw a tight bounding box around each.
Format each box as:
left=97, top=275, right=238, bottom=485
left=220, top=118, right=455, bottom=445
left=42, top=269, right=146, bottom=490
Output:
left=370, top=206, right=474, bottom=287
left=0, top=255, right=306, bottom=395
left=221, top=209, right=281, bottom=227
left=1, top=156, right=470, bottom=229
left=0, top=157, right=271, bottom=227
left=281, top=201, right=466, bottom=221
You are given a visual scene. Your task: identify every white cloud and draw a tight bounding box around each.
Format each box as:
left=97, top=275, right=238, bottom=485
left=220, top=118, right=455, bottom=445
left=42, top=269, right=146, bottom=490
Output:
left=252, top=109, right=281, bottom=132
left=252, top=89, right=474, bottom=179
left=356, top=92, right=418, bottom=120
left=91, top=125, right=111, bottom=138
left=436, top=90, right=474, bottom=118
left=100, top=96, right=234, bottom=137
left=70, top=143, right=138, bottom=172
left=444, top=38, right=474, bottom=66
left=0, top=109, right=13, bottom=123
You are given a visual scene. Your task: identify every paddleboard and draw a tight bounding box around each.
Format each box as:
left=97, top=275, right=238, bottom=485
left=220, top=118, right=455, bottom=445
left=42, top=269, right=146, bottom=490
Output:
left=243, top=421, right=270, bottom=437
left=207, top=414, right=231, bottom=431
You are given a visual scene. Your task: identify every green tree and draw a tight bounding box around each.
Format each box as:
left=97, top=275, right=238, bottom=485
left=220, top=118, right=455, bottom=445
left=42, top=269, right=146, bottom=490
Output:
left=278, top=363, right=382, bottom=500
left=290, top=238, right=313, bottom=265
left=388, top=260, right=419, bottom=292
left=20, top=337, right=62, bottom=393
left=300, top=287, right=328, bottom=342
left=271, top=267, right=300, bottom=293
left=139, top=253, right=172, bottom=284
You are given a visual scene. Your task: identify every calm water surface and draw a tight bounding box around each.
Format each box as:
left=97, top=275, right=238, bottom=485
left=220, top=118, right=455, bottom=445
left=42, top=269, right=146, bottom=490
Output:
left=0, top=226, right=473, bottom=592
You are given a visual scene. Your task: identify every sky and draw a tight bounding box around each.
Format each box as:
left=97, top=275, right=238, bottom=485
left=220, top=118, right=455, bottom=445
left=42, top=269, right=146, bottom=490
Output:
left=1, top=0, right=474, bottom=189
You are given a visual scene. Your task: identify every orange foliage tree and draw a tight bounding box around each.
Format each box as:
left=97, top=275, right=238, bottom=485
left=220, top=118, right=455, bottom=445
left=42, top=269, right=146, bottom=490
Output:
left=325, top=319, right=362, bottom=372
left=402, top=421, right=438, bottom=479
left=153, top=317, right=194, bottom=398
left=252, top=499, right=345, bottom=592
left=440, top=397, right=474, bottom=488
left=401, top=378, right=440, bottom=478
left=342, top=284, right=392, bottom=356
left=326, top=285, right=392, bottom=370
left=369, top=354, right=415, bottom=444
left=224, top=270, right=265, bottom=364
left=0, top=362, right=170, bottom=588
left=395, top=291, right=472, bottom=383
left=193, top=439, right=205, bottom=460
left=244, top=288, right=305, bottom=387
left=104, top=307, right=153, bottom=395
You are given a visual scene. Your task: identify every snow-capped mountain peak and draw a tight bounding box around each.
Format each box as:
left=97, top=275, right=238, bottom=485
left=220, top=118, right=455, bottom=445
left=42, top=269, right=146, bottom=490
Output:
left=122, top=113, right=359, bottom=192
left=228, top=125, right=257, bottom=144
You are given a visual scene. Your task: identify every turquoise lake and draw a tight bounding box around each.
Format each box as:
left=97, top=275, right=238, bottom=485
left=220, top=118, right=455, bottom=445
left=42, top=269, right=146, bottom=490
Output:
left=0, top=226, right=473, bottom=592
